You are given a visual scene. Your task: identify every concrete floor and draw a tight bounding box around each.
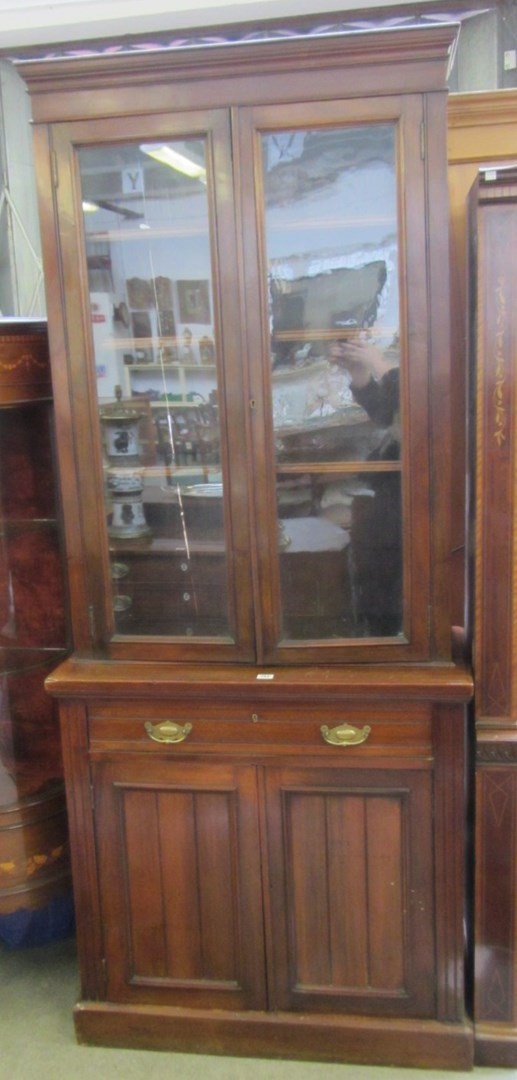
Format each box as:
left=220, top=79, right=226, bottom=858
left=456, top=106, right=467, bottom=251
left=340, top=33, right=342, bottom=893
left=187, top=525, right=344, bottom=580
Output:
left=1, top=935, right=515, bottom=1080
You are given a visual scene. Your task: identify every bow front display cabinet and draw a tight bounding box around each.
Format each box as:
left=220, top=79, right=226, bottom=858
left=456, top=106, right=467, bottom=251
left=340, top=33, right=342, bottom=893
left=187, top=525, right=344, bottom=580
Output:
left=17, top=20, right=475, bottom=1068
left=0, top=320, right=71, bottom=947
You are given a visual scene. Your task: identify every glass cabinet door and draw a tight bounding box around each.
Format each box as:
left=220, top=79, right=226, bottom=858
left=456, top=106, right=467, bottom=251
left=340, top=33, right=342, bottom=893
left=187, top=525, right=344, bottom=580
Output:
left=51, top=95, right=432, bottom=663
left=52, top=111, right=255, bottom=658
left=240, top=98, right=431, bottom=661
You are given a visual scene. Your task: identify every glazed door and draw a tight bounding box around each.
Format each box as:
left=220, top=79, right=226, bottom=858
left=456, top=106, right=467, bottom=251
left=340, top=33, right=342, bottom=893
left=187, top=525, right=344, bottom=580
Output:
left=46, top=92, right=441, bottom=666
left=238, top=96, right=434, bottom=664
left=48, top=110, right=256, bottom=661
left=264, top=763, right=436, bottom=1018
left=91, top=756, right=267, bottom=1010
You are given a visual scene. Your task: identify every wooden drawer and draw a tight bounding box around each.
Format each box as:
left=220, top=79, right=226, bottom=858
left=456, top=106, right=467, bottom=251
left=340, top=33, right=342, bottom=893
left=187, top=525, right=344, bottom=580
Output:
left=124, top=582, right=224, bottom=619
left=88, top=699, right=433, bottom=759
left=111, top=553, right=228, bottom=625
left=112, top=552, right=227, bottom=586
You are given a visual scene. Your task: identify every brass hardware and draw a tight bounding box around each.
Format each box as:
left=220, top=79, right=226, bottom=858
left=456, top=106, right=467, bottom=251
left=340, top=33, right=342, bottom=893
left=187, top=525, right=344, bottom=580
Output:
left=320, top=722, right=371, bottom=746
left=144, top=720, right=192, bottom=744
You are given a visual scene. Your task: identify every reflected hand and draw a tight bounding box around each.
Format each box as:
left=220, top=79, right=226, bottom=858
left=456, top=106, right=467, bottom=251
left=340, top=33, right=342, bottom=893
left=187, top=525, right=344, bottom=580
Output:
left=328, top=336, right=389, bottom=388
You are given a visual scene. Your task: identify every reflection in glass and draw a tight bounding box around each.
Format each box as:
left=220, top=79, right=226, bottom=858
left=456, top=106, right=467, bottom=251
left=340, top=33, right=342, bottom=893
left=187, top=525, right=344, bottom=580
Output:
left=78, top=139, right=229, bottom=639
left=262, top=125, right=403, bottom=639
left=277, top=468, right=402, bottom=640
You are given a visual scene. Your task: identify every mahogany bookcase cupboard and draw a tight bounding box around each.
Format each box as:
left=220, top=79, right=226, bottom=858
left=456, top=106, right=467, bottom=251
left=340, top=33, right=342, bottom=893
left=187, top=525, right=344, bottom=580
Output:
left=17, top=21, right=474, bottom=1069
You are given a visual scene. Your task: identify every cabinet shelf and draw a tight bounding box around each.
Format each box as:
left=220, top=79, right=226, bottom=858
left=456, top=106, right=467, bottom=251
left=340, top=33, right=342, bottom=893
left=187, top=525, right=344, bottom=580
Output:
left=0, top=645, right=69, bottom=676
left=272, top=327, right=398, bottom=344
left=270, top=214, right=397, bottom=231
left=276, top=460, right=401, bottom=475
left=126, top=361, right=216, bottom=371
left=0, top=517, right=60, bottom=528
left=88, top=224, right=208, bottom=241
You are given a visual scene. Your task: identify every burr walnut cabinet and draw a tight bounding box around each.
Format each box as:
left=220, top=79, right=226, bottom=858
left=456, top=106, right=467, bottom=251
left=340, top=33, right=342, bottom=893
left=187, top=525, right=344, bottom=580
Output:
left=17, top=19, right=474, bottom=1068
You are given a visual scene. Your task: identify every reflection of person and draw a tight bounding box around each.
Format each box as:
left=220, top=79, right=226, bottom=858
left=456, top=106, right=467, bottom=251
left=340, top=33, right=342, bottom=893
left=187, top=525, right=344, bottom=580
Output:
left=328, top=335, right=402, bottom=636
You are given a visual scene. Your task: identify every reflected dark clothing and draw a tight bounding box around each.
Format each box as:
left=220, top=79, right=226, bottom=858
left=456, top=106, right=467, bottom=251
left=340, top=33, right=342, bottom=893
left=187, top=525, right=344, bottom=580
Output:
left=349, top=369, right=402, bottom=637
left=353, top=366, right=399, bottom=453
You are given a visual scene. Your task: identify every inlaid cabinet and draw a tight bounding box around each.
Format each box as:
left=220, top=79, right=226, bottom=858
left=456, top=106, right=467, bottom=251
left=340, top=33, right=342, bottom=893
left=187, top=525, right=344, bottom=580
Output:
left=467, top=165, right=517, bottom=1067
left=18, top=18, right=473, bottom=1068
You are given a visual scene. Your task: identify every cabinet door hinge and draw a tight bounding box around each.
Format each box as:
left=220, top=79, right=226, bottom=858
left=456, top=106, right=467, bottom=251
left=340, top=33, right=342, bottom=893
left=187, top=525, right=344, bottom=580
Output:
left=101, top=956, right=108, bottom=990
left=51, top=149, right=59, bottom=189
left=420, top=121, right=425, bottom=161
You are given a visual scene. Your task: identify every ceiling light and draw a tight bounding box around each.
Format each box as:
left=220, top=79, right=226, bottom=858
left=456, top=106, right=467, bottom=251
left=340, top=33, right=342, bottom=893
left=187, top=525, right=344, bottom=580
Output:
left=82, top=200, right=99, bottom=213
left=140, top=144, right=206, bottom=183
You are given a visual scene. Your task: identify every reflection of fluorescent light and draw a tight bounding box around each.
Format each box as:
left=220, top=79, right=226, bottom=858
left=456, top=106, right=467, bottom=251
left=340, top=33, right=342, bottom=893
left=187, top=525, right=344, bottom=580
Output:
left=82, top=200, right=99, bottom=212
left=141, top=144, right=206, bottom=183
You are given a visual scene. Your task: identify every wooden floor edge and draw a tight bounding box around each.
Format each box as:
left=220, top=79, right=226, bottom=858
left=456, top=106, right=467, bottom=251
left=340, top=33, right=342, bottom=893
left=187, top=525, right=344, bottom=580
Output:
left=74, top=1002, right=474, bottom=1070
left=475, top=1024, right=517, bottom=1067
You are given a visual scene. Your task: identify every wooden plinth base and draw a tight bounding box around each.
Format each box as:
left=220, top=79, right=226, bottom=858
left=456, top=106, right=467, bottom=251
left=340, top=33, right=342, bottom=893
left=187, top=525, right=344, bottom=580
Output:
left=75, top=1002, right=474, bottom=1071
left=475, top=1023, right=517, bottom=1067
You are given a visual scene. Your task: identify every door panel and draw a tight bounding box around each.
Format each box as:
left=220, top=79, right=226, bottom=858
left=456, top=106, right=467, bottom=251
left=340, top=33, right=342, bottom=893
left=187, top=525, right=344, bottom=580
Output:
left=237, top=96, right=432, bottom=664
left=92, top=757, right=267, bottom=1009
left=50, top=111, right=255, bottom=661
left=265, top=764, right=435, bottom=1016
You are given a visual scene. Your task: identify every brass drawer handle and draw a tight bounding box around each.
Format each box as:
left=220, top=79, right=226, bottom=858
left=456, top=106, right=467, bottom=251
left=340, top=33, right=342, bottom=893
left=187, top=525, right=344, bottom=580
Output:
left=320, top=722, right=371, bottom=747
left=144, top=720, right=192, bottom=744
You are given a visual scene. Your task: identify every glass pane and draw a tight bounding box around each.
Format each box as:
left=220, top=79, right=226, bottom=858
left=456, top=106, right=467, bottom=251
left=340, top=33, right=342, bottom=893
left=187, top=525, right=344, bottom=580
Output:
left=277, top=470, right=401, bottom=639
left=263, top=125, right=402, bottom=639
left=78, top=139, right=229, bottom=638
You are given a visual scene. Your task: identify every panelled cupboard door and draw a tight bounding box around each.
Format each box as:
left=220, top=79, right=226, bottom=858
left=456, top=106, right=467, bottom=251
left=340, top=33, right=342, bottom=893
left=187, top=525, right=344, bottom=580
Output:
left=264, top=764, right=435, bottom=1017
left=91, top=757, right=267, bottom=1010
left=237, top=95, right=433, bottom=664
left=48, top=110, right=256, bottom=663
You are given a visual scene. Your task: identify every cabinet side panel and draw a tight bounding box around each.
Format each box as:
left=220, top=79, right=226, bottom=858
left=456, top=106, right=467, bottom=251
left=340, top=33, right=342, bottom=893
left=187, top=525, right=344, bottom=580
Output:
left=433, top=704, right=468, bottom=1023
left=59, top=702, right=105, bottom=999
left=424, top=91, right=453, bottom=658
